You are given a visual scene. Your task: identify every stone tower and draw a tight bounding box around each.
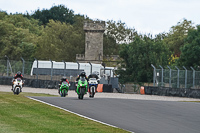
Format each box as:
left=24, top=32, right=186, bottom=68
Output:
left=83, top=21, right=105, bottom=63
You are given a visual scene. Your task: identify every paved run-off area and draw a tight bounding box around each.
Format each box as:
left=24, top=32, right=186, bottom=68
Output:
left=1, top=85, right=200, bottom=101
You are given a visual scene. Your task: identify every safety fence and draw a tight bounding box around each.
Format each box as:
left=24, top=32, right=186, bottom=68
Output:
left=151, top=64, right=200, bottom=89
left=0, top=59, right=81, bottom=82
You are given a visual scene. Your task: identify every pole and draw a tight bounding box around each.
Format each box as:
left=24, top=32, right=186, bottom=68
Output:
left=62, top=60, right=66, bottom=76
left=190, top=66, right=195, bottom=88
left=50, top=59, right=53, bottom=81
left=183, top=66, right=187, bottom=88
left=159, top=65, right=163, bottom=87
left=5, top=55, right=9, bottom=76
left=151, top=64, right=156, bottom=87
left=167, top=65, right=171, bottom=88
left=89, top=62, right=92, bottom=74
left=175, top=66, right=179, bottom=88
left=77, top=61, right=80, bottom=75
left=102, top=63, right=106, bottom=77
left=21, top=57, right=25, bottom=76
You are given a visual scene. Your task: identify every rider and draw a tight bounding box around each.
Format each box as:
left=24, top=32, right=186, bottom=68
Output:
left=76, top=71, right=88, bottom=82
left=88, top=72, right=99, bottom=82
left=12, top=71, right=23, bottom=91
left=58, top=76, right=70, bottom=94
left=88, top=72, right=99, bottom=97
left=76, top=71, right=88, bottom=94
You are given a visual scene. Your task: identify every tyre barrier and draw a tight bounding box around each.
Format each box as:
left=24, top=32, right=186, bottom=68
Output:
left=142, top=86, right=200, bottom=99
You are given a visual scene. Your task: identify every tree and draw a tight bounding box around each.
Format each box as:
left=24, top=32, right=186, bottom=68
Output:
left=31, top=5, right=75, bottom=26
left=35, top=20, right=84, bottom=61
left=117, top=34, right=171, bottom=84
left=178, top=25, right=200, bottom=67
left=163, top=19, right=195, bottom=57
left=0, top=13, right=38, bottom=60
left=105, top=20, right=137, bottom=44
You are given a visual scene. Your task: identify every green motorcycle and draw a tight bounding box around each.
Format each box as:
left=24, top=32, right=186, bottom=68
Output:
left=59, top=81, right=69, bottom=97
left=76, top=77, right=88, bottom=99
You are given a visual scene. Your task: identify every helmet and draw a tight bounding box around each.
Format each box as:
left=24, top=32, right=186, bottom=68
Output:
left=17, top=71, right=21, bottom=76
left=62, top=76, right=67, bottom=80
left=80, top=71, right=86, bottom=76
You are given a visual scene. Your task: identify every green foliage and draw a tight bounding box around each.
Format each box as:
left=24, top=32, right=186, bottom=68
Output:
left=163, top=19, right=195, bottom=56
left=31, top=5, right=75, bottom=25
left=178, top=25, right=200, bottom=67
left=103, top=34, right=119, bottom=55
left=34, top=20, right=84, bottom=61
left=117, top=34, right=171, bottom=83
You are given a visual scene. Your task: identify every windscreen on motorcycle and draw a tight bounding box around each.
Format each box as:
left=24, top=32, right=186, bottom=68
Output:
left=89, top=78, right=96, bottom=81
left=62, top=81, right=68, bottom=85
left=17, top=78, right=22, bottom=82
left=80, top=77, right=86, bottom=82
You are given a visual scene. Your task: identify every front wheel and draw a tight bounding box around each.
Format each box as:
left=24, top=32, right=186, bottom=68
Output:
left=14, top=87, right=20, bottom=95
left=61, top=89, right=68, bottom=97
left=78, top=88, right=85, bottom=99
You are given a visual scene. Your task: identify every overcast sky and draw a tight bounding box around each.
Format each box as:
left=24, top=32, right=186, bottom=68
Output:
left=1, top=0, right=200, bottom=36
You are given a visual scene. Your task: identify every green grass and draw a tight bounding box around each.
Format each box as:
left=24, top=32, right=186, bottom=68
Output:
left=0, top=92, right=129, bottom=133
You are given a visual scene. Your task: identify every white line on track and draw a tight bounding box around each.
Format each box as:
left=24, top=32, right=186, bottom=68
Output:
left=28, top=97, right=134, bottom=133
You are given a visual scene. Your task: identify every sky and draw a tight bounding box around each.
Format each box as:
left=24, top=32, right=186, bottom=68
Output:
left=1, top=0, right=200, bottom=36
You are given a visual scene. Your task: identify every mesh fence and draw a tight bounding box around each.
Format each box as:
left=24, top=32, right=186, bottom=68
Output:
left=153, top=67, right=200, bottom=89
left=0, top=59, right=82, bottom=82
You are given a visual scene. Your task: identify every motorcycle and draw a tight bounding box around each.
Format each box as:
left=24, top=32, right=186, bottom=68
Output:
left=12, top=78, right=23, bottom=95
left=59, top=81, right=70, bottom=97
left=76, top=77, right=88, bottom=99
left=88, top=78, right=98, bottom=98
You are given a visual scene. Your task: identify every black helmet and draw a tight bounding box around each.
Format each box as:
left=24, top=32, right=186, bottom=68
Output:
left=80, top=71, right=86, bottom=76
left=17, top=71, right=21, bottom=76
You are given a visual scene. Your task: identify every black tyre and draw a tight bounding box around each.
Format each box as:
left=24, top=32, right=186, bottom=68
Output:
left=63, top=90, right=66, bottom=97
left=91, top=86, right=95, bottom=98
left=78, top=88, right=85, bottom=99
left=16, top=88, right=19, bottom=95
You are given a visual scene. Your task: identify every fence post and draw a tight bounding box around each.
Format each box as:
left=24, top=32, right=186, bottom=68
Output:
left=102, top=62, right=106, bottom=76
left=49, top=59, right=53, bottom=81
left=34, top=58, right=39, bottom=88
left=5, top=55, right=9, bottom=76
left=77, top=61, right=80, bottom=75
left=89, top=62, right=92, bottom=74
left=159, top=65, right=163, bottom=87
left=175, top=66, right=180, bottom=88
left=183, top=66, right=187, bottom=88
left=5, top=55, right=13, bottom=77
left=21, top=57, right=25, bottom=76
left=167, top=65, right=171, bottom=88
left=151, top=64, right=156, bottom=87
left=190, top=66, right=195, bottom=88
left=62, top=60, right=66, bottom=76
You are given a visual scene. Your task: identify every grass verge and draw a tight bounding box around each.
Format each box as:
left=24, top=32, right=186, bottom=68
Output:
left=0, top=92, right=129, bottom=133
